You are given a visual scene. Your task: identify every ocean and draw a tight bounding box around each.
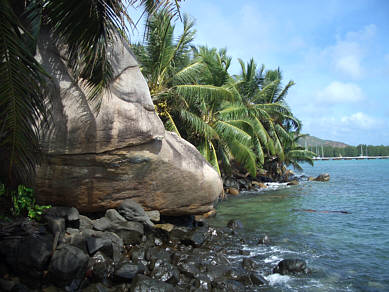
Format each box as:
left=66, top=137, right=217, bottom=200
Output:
left=208, top=159, right=389, bottom=291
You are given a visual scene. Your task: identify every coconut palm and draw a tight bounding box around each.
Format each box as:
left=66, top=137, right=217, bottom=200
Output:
left=177, top=47, right=259, bottom=176
left=134, top=20, right=259, bottom=176
left=283, top=133, right=315, bottom=171
left=0, top=0, right=180, bottom=187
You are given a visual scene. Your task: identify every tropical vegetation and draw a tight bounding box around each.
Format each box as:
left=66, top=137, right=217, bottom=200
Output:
left=132, top=9, right=315, bottom=179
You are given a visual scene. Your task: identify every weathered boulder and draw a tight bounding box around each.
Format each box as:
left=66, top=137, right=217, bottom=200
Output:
left=48, top=245, right=89, bottom=286
left=34, top=29, right=222, bottom=215
left=1, top=234, right=53, bottom=280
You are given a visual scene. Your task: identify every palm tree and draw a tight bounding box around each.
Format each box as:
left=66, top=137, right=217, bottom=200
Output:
left=178, top=47, right=259, bottom=176
left=230, top=58, right=316, bottom=179
left=0, top=0, right=180, bottom=187
left=134, top=19, right=259, bottom=176
left=283, top=133, right=315, bottom=171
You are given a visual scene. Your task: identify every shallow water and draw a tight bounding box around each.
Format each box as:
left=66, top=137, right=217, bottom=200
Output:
left=209, top=159, right=389, bottom=291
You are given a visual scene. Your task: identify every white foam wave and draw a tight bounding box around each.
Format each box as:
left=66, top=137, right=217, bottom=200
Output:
left=264, top=255, right=282, bottom=263
left=264, top=182, right=288, bottom=190
left=266, top=273, right=291, bottom=285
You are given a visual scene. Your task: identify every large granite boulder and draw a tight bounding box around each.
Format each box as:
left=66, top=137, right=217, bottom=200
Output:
left=33, top=29, right=222, bottom=215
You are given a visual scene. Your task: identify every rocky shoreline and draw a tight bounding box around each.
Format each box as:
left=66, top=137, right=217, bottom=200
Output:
left=0, top=198, right=312, bottom=292
left=222, top=170, right=330, bottom=196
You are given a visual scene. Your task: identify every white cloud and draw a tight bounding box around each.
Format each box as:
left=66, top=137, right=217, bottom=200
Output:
left=317, top=81, right=364, bottom=103
left=335, top=54, right=363, bottom=79
left=322, top=24, right=376, bottom=79
left=345, top=24, right=377, bottom=42
left=340, top=112, right=377, bottom=130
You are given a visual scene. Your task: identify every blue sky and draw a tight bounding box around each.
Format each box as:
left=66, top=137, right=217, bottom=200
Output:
left=130, top=0, right=389, bottom=145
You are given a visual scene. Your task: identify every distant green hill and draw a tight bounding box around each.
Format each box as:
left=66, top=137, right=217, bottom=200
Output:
left=298, top=135, right=349, bottom=148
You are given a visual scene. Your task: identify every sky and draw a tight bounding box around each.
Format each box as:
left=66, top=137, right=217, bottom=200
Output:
left=130, top=0, right=389, bottom=145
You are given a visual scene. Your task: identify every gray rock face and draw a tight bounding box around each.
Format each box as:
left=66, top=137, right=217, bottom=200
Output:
left=34, top=30, right=223, bottom=215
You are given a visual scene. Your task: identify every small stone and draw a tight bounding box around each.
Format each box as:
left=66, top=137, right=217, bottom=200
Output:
left=86, top=237, right=113, bottom=257
left=169, top=226, right=190, bottom=243
left=79, top=215, right=94, bottom=230
left=145, top=210, right=160, bottom=222
left=229, top=188, right=239, bottom=196
left=114, top=261, right=142, bottom=282
left=273, top=259, right=309, bottom=275
left=258, top=235, right=270, bottom=245
left=287, top=180, right=299, bottom=186
left=194, top=209, right=216, bottom=221
left=117, top=199, right=154, bottom=227
left=92, top=217, right=112, bottom=231
left=252, top=181, right=267, bottom=188
left=130, top=274, right=175, bottom=292
left=154, top=223, right=174, bottom=232
left=227, top=219, right=243, bottom=229
left=111, top=221, right=144, bottom=245
left=154, top=238, right=163, bottom=246
left=88, top=251, right=114, bottom=281
left=105, top=209, right=126, bottom=223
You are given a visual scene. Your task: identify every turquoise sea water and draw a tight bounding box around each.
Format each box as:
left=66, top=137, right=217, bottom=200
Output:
left=209, top=159, right=389, bottom=291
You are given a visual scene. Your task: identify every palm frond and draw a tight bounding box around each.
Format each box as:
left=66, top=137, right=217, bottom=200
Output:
left=180, top=109, right=219, bottom=140
left=214, top=120, right=252, bottom=145
left=176, top=84, right=234, bottom=104
left=228, top=139, right=257, bottom=176
left=209, top=141, right=221, bottom=175
left=44, top=0, right=130, bottom=108
left=275, top=80, right=295, bottom=103
left=0, top=0, right=48, bottom=185
left=275, top=124, right=293, bottom=143
left=218, top=104, right=249, bottom=120
left=247, top=116, right=268, bottom=146
left=172, top=61, right=206, bottom=85
left=252, top=136, right=265, bottom=165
